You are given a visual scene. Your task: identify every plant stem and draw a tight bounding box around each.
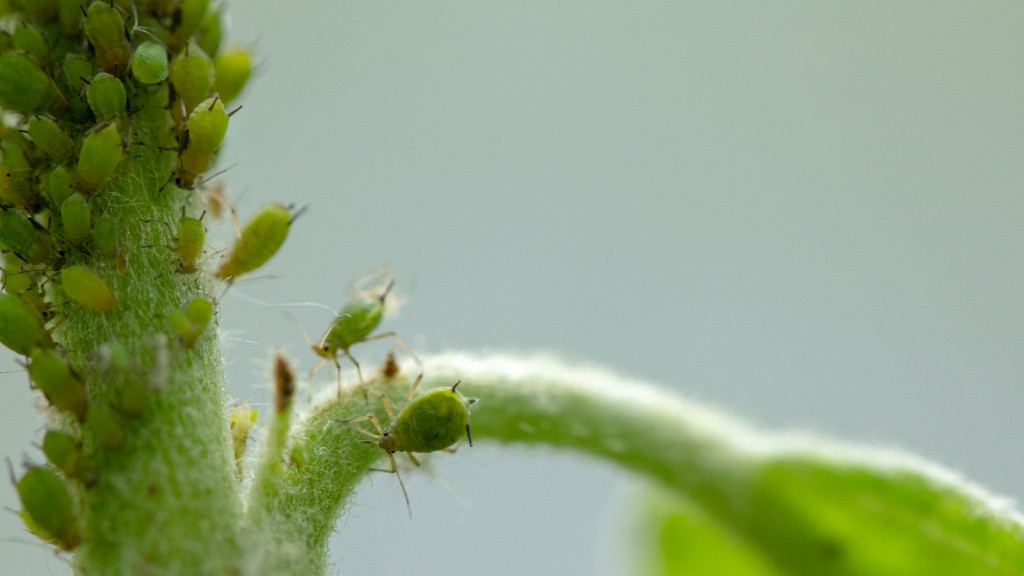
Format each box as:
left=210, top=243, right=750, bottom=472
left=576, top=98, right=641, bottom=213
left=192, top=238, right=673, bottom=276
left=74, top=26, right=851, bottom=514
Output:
left=263, top=352, right=1024, bottom=576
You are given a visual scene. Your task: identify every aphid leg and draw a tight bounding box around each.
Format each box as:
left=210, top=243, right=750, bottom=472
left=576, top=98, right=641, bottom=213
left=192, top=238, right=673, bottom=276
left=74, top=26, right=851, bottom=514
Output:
left=364, top=331, right=422, bottom=369
left=405, top=452, right=422, bottom=467
left=378, top=391, right=395, bottom=420
left=406, top=372, right=424, bottom=401
left=336, top=413, right=385, bottom=435
left=466, top=423, right=474, bottom=447
left=376, top=451, right=411, bottom=518
left=339, top=348, right=369, bottom=402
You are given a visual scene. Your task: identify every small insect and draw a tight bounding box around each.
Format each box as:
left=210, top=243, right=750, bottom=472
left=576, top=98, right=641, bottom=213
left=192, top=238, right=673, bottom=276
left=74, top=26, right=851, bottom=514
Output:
left=28, top=348, right=89, bottom=422
left=85, top=72, right=127, bottom=122
left=144, top=208, right=206, bottom=273
left=84, top=1, right=131, bottom=73
left=61, top=264, right=116, bottom=311
left=0, top=292, right=55, bottom=355
left=0, top=208, right=59, bottom=265
left=216, top=202, right=303, bottom=282
left=172, top=96, right=230, bottom=190
left=308, top=275, right=419, bottom=397
left=92, top=213, right=124, bottom=271
left=46, top=165, right=74, bottom=210
left=213, top=47, right=253, bottom=104
left=14, top=465, right=81, bottom=550
left=167, top=296, right=213, bottom=348
left=338, top=376, right=476, bottom=516
left=0, top=52, right=64, bottom=115
left=170, top=42, right=214, bottom=117
left=62, top=53, right=94, bottom=94
left=42, top=429, right=96, bottom=485
left=12, top=22, right=49, bottom=62
left=27, top=116, right=75, bottom=162
left=76, top=122, right=124, bottom=192
left=86, top=403, right=125, bottom=450
left=61, top=193, right=92, bottom=245
left=131, top=41, right=170, bottom=85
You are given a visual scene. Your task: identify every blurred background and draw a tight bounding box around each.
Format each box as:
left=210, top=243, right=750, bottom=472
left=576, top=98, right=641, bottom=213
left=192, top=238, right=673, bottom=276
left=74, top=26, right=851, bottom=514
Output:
left=2, top=1, right=1023, bottom=574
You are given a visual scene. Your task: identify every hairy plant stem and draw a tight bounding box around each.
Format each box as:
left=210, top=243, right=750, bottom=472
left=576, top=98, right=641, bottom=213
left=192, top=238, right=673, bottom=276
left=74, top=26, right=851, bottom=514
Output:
left=57, top=145, right=242, bottom=576
left=255, top=353, right=1024, bottom=576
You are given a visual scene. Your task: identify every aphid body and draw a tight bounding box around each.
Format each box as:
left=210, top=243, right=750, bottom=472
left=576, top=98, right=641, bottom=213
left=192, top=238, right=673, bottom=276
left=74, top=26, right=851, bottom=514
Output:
left=382, top=382, right=474, bottom=454
left=341, top=378, right=476, bottom=515
left=311, top=278, right=408, bottom=388
left=215, top=203, right=298, bottom=281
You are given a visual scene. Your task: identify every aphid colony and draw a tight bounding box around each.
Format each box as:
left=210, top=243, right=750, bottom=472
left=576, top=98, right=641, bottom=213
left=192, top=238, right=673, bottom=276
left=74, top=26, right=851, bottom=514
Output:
left=0, top=0, right=260, bottom=552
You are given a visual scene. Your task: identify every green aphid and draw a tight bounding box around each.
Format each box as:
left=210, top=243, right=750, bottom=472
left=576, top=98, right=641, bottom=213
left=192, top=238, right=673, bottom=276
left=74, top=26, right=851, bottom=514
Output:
left=168, top=297, right=212, bottom=348
left=170, top=43, right=214, bottom=115
left=47, top=165, right=74, bottom=210
left=28, top=116, right=75, bottom=162
left=62, top=53, right=94, bottom=93
left=19, top=286, right=56, bottom=327
left=310, top=276, right=416, bottom=390
left=0, top=292, right=54, bottom=355
left=173, top=97, right=229, bottom=188
left=175, top=211, right=205, bottom=273
left=76, top=122, right=123, bottom=191
left=173, top=0, right=211, bottom=47
left=213, top=48, right=252, bottom=104
left=215, top=203, right=300, bottom=281
left=42, top=429, right=96, bottom=485
left=184, top=96, right=228, bottom=153
left=61, top=264, right=116, bottom=311
left=86, top=402, right=124, bottom=449
left=84, top=1, right=130, bottom=73
left=16, top=466, right=81, bottom=550
left=86, top=72, right=126, bottom=122
left=58, top=0, right=87, bottom=36
left=340, top=377, right=476, bottom=515
left=92, top=213, right=122, bottom=269
left=61, top=192, right=92, bottom=244
left=12, top=23, right=49, bottom=62
left=131, top=41, right=169, bottom=85
left=29, top=348, right=89, bottom=421
left=145, top=209, right=206, bottom=273
left=2, top=253, right=32, bottom=295
left=0, top=52, right=63, bottom=115
left=0, top=208, right=59, bottom=265
left=197, top=8, right=222, bottom=56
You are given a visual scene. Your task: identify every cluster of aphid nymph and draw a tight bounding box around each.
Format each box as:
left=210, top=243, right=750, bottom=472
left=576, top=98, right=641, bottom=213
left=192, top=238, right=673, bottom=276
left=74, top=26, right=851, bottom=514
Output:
left=0, top=0, right=307, bottom=553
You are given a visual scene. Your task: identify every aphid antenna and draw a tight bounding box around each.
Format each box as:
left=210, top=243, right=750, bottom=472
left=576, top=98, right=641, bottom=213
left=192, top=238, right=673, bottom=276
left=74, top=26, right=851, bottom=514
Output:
left=379, top=278, right=396, bottom=304
left=193, top=164, right=238, bottom=190
left=227, top=288, right=336, bottom=313
left=4, top=456, right=15, bottom=486
left=287, top=204, right=309, bottom=225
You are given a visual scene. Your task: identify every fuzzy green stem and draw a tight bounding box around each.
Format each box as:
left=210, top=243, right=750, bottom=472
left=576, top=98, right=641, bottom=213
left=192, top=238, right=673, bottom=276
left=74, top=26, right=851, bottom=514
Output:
left=58, top=145, right=242, bottom=576
left=263, top=353, right=1024, bottom=576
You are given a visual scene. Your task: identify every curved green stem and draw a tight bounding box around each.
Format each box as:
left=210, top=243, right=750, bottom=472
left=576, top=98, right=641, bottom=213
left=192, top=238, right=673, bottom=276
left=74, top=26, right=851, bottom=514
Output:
left=260, top=352, right=1024, bottom=576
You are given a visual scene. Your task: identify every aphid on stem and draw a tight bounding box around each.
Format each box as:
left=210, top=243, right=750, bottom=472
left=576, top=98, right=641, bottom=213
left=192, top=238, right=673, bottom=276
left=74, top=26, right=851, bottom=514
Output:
left=337, top=376, right=476, bottom=517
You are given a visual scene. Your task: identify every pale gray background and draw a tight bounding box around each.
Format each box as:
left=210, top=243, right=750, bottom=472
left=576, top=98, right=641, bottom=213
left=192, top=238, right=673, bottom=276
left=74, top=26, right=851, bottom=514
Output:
left=2, top=2, right=1023, bottom=574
